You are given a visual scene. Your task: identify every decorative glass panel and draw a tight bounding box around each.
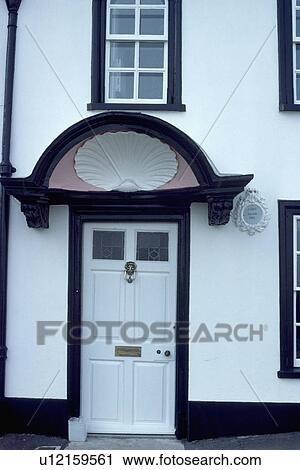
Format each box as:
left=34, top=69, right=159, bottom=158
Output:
left=141, top=0, right=165, bottom=4
left=138, top=73, right=163, bottom=99
left=140, top=9, right=164, bottom=35
left=110, top=0, right=135, bottom=4
left=110, top=41, right=135, bottom=68
left=296, top=74, right=300, bottom=101
left=110, top=9, right=135, bottom=34
left=136, top=232, right=168, bottom=261
left=297, top=10, right=300, bottom=37
left=139, top=42, right=164, bottom=68
left=109, top=72, right=134, bottom=98
left=93, top=231, right=125, bottom=260
left=296, top=327, right=300, bottom=358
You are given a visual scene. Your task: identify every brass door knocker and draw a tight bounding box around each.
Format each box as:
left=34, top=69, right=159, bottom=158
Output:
left=124, top=261, right=137, bottom=283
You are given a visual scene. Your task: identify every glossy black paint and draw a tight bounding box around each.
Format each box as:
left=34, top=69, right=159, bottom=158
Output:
left=188, top=401, right=300, bottom=440
left=67, top=207, right=190, bottom=439
left=278, top=200, right=300, bottom=378
left=277, top=0, right=300, bottom=111
left=1, top=112, right=253, bottom=225
left=90, top=0, right=185, bottom=111
left=0, top=0, right=22, bottom=402
left=0, top=398, right=68, bottom=438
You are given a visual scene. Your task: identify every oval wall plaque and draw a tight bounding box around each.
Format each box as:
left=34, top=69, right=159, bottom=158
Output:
left=232, top=189, right=270, bottom=236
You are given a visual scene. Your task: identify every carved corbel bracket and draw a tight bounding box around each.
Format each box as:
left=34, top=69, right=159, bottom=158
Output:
left=207, top=197, right=234, bottom=226
left=21, top=200, right=49, bottom=229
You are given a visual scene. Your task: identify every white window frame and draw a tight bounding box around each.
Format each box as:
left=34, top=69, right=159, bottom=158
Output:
left=105, top=0, right=168, bottom=104
left=293, top=216, right=300, bottom=366
left=292, top=0, right=300, bottom=103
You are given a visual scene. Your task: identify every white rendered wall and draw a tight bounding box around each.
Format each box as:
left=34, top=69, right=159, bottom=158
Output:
left=5, top=201, right=68, bottom=398
left=4, top=0, right=300, bottom=402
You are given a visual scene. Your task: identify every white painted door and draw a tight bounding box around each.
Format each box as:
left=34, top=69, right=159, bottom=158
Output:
left=81, top=222, right=178, bottom=434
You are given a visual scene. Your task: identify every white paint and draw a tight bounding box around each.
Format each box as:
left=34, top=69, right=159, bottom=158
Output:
left=74, top=132, right=178, bottom=192
left=4, top=0, right=300, bottom=406
left=5, top=200, right=68, bottom=399
left=81, top=223, right=177, bottom=434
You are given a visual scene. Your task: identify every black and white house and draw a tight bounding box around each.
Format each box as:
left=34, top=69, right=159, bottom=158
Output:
left=0, top=0, right=300, bottom=441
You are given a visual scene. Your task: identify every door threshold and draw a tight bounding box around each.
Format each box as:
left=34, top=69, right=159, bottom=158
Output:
left=88, top=434, right=177, bottom=439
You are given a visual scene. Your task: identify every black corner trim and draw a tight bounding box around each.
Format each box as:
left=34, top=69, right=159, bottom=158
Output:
left=87, top=103, right=186, bottom=112
left=188, top=401, right=300, bottom=441
left=278, top=368, right=300, bottom=378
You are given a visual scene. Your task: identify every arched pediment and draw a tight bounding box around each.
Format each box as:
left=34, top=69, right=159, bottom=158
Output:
left=2, top=112, right=253, bottom=228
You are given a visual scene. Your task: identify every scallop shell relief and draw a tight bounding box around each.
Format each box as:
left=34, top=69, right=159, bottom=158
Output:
left=74, top=132, right=178, bottom=192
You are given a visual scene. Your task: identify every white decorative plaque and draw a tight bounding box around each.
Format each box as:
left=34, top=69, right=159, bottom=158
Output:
left=231, top=188, right=270, bottom=236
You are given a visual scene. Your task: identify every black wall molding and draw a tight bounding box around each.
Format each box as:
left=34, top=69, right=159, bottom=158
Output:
left=67, top=208, right=190, bottom=439
left=0, top=0, right=22, bottom=403
left=0, top=398, right=68, bottom=438
left=90, top=0, right=185, bottom=111
left=188, top=401, right=300, bottom=441
left=1, top=112, right=253, bottom=229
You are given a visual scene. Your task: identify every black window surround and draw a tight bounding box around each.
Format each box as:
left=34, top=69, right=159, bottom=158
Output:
left=277, top=0, right=300, bottom=111
left=88, top=0, right=185, bottom=112
left=278, top=200, right=300, bottom=378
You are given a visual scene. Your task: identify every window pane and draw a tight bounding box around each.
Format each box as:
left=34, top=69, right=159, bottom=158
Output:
left=136, top=232, right=168, bottom=261
left=139, top=42, right=164, bottom=68
left=140, top=9, right=164, bottom=35
left=110, top=9, right=135, bottom=34
left=296, top=45, right=300, bottom=70
left=141, top=0, right=165, bottom=3
left=297, top=219, right=300, bottom=250
left=297, top=0, right=300, bottom=6
left=109, top=72, right=134, bottom=98
left=110, top=41, right=135, bottom=67
left=93, top=231, right=125, bottom=260
left=297, top=10, right=300, bottom=37
left=296, top=327, right=300, bottom=358
left=110, top=0, right=135, bottom=3
left=296, top=74, right=300, bottom=101
left=138, top=73, right=163, bottom=99
left=296, top=292, right=300, bottom=324
left=297, top=254, right=300, bottom=287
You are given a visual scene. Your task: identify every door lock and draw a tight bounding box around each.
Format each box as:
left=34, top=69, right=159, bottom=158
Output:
left=164, top=350, right=171, bottom=357
left=124, top=261, right=137, bottom=283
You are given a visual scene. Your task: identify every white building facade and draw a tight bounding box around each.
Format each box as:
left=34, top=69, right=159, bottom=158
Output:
left=0, top=0, right=299, bottom=440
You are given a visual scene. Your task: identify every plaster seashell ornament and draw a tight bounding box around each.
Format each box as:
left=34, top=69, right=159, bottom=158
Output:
left=74, top=131, right=178, bottom=192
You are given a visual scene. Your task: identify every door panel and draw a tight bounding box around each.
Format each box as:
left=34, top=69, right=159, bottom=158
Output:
left=133, top=362, right=167, bottom=424
left=90, top=360, right=124, bottom=422
left=81, top=222, right=178, bottom=434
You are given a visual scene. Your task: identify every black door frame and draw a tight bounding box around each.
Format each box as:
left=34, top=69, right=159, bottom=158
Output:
left=67, top=204, right=190, bottom=439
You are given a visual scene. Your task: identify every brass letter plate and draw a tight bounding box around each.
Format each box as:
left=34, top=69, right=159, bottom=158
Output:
left=115, top=346, right=142, bottom=357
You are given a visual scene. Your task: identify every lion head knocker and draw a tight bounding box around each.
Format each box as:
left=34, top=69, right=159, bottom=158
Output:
left=124, top=261, right=137, bottom=283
